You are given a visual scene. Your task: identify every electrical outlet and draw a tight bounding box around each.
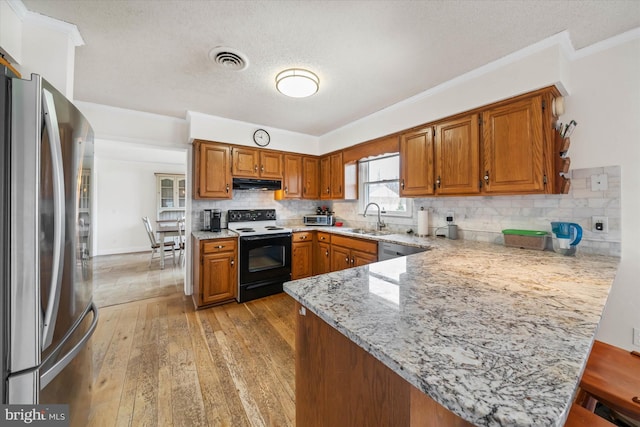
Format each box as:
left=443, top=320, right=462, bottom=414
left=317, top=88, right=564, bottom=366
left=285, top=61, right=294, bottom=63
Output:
left=592, top=216, right=608, bottom=233
left=446, top=212, right=454, bottom=224
left=634, top=327, right=640, bottom=346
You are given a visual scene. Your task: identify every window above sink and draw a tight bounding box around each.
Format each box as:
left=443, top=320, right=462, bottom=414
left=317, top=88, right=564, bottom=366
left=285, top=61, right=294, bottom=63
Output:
left=358, top=153, right=412, bottom=217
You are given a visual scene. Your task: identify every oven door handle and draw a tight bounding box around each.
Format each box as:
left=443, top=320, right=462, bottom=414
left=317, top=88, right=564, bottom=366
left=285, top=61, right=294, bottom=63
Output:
left=240, top=233, right=292, bottom=241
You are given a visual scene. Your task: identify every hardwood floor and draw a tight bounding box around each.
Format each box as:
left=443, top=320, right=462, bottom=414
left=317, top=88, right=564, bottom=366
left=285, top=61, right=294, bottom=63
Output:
left=93, top=252, right=184, bottom=308
left=88, top=253, right=296, bottom=426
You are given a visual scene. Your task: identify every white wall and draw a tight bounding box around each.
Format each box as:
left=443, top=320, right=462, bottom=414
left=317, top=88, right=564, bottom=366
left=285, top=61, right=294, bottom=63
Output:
left=94, top=152, right=186, bottom=255
left=188, top=111, right=319, bottom=155
left=566, top=36, right=640, bottom=351
left=0, top=0, right=83, bottom=98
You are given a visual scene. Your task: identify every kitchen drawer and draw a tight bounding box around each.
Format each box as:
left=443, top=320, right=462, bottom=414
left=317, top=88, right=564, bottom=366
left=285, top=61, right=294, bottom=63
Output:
left=202, top=238, right=237, bottom=254
left=317, top=232, right=331, bottom=243
left=331, top=234, right=377, bottom=255
left=293, top=231, right=314, bottom=242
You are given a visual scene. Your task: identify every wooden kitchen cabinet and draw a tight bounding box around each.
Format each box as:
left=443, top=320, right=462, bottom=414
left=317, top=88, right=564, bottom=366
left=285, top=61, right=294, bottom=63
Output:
left=295, top=301, right=474, bottom=427
left=315, top=232, right=331, bottom=275
left=434, top=113, right=480, bottom=195
left=279, top=154, right=303, bottom=199
left=232, top=146, right=283, bottom=179
left=302, top=156, right=320, bottom=199
left=292, top=232, right=314, bottom=280
left=192, top=238, right=237, bottom=308
left=193, top=140, right=232, bottom=199
left=330, top=234, right=377, bottom=272
left=482, top=92, right=553, bottom=194
left=320, top=152, right=345, bottom=199
left=399, top=127, right=435, bottom=197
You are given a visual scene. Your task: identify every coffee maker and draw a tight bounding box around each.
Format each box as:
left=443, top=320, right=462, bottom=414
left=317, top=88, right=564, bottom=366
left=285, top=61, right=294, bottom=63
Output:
left=202, top=209, right=222, bottom=232
left=210, top=209, right=221, bottom=232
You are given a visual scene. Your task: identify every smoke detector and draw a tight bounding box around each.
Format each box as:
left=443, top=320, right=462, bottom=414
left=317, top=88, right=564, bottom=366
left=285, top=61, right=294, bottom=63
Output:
left=208, top=47, right=249, bottom=71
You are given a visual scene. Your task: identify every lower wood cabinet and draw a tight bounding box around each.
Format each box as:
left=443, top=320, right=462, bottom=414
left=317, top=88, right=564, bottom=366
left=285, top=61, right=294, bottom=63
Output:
left=330, top=234, right=377, bottom=272
left=295, top=302, right=474, bottom=426
left=292, top=231, right=314, bottom=280
left=315, top=232, right=331, bottom=275
left=192, top=238, right=237, bottom=308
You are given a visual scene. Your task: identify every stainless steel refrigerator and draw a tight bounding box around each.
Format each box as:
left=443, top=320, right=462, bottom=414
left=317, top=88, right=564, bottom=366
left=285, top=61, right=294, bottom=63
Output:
left=1, top=65, right=98, bottom=425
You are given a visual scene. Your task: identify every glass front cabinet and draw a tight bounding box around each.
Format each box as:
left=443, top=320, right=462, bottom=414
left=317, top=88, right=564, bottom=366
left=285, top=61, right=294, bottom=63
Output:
left=156, top=174, right=186, bottom=220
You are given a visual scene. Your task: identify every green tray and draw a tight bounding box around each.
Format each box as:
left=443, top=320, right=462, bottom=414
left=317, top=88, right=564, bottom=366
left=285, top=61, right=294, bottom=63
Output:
left=502, top=229, right=548, bottom=236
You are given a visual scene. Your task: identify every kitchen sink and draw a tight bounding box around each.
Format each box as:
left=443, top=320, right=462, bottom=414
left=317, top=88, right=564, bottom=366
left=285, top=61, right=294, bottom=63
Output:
left=346, top=228, right=391, bottom=236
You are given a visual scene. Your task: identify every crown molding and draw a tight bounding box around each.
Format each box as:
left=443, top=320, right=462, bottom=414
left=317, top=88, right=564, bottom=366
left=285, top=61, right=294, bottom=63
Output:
left=7, top=0, right=85, bottom=46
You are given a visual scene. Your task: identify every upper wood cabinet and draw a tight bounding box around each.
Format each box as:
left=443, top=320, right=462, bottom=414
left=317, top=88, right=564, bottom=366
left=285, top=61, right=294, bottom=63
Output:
left=434, top=114, right=480, bottom=195
left=320, top=152, right=345, bottom=200
left=232, top=147, right=283, bottom=179
left=302, top=156, right=320, bottom=199
left=330, top=153, right=344, bottom=199
left=482, top=95, right=545, bottom=194
left=193, top=140, right=232, bottom=199
left=281, top=154, right=303, bottom=199
left=399, top=127, right=435, bottom=197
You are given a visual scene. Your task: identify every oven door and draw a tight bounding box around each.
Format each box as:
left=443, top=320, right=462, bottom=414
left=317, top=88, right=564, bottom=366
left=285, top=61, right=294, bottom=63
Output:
left=239, top=232, right=292, bottom=285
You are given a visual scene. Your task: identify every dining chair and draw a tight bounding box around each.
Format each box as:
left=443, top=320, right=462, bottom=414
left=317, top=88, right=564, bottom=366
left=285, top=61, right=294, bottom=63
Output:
left=142, top=216, right=175, bottom=268
left=176, top=217, right=186, bottom=266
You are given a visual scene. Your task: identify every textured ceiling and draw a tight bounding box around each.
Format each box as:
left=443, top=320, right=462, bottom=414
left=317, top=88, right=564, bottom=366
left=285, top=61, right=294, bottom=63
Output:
left=21, top=0, right=640, bottom=136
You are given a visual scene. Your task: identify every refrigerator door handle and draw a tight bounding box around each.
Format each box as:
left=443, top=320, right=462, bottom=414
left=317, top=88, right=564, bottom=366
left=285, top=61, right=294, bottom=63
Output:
left=40, top=302, right=98, bottom=389
left=41, top=89, right=66, bottom=350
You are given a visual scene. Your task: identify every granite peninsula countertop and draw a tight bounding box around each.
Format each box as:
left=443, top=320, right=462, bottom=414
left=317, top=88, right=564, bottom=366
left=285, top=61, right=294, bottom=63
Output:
left=283, top=238, right=619, bottom=427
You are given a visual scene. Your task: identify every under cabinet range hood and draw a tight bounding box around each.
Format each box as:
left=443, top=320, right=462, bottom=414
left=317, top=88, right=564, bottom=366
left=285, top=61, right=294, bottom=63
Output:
left=232, top=177, right=282, bottom=190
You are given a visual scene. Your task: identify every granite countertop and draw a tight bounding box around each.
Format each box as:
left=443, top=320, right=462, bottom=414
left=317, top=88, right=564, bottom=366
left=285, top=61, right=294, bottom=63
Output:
left=283, top=239, right=619, bottom=427
left=192, top=229, right=239, bottom=240
left=291, top=225, right=435, bottom=249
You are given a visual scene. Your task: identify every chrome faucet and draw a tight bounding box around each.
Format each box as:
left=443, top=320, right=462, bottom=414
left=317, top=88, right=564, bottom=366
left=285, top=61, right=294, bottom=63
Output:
left=363, top=202, right=386, bottom=231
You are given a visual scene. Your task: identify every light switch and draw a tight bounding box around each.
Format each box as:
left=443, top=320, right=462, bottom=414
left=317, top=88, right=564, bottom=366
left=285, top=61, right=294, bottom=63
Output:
left=590, top=173, right=608, bottom=191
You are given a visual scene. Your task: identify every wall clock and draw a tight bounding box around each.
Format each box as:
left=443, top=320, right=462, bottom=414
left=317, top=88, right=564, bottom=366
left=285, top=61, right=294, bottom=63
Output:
left=253, top=129, right=270, bottom=147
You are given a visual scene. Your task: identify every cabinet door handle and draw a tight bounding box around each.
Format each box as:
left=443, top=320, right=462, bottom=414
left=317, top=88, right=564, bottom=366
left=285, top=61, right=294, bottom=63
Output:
left=216, top=245, right=224, bottom=249
left=320, top=236, right=325, bottom=240
left=325, top=250, right=329, bottom=256
left=401, top=179, right=405, bottom=190
left=484, top=171, right=490, bottom=184
left=261, top=165, right=264, bottom=172
left=345, top=256, right=350, bottom=264
left=226, top=183, right=230, bottom=193
left=436, top=176, right=441, bottom=188
left=326, top=187, right=330, bottom=194
left=350, top=257, right=355, bottom=264
left=285, top=186, right=288, bottom=194
left=255, top=164, right=258, bottom=172
left=230, top=259, right=234, bottom=266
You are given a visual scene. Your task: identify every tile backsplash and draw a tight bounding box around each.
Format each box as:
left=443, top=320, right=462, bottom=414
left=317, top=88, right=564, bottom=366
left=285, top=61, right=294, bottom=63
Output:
left=192, top=165, right=621, bottom=257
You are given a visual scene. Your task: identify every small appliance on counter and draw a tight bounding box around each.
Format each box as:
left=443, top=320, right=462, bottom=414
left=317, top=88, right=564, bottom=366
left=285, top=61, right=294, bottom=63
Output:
left=203, top=209, right=211, bottom=230
left=211, top=209, right=222, bottom=232
left=303, top=214, right=335, bottom=226
left=202, top=209, right=222, bottom=232
left=551, top=222, right=583, bottom=256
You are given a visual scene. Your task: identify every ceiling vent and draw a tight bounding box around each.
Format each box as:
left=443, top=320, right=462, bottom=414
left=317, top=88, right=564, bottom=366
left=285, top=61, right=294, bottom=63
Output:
left=209, top=47, right=249, bottom=71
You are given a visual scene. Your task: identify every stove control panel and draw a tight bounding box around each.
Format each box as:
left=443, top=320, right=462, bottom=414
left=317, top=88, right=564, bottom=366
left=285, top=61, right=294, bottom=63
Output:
left=228, top=209, right=276, bottom=222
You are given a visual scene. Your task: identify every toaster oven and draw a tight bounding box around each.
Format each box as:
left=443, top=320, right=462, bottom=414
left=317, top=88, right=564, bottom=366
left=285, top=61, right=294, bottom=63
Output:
left=303, top=215, right=335, bottom=226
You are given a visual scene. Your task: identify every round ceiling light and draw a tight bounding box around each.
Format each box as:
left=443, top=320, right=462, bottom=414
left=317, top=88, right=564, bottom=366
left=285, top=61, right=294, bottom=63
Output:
left=275, top=68, right=319, bottom=98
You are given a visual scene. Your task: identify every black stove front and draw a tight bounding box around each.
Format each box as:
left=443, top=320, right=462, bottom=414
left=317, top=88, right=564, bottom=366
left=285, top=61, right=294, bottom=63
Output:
left=229, top=209, right=292, bottom=303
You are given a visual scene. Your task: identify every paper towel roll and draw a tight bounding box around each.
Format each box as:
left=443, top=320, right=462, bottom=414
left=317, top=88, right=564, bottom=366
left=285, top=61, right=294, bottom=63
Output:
left=417, top=209, right=429, bottom=236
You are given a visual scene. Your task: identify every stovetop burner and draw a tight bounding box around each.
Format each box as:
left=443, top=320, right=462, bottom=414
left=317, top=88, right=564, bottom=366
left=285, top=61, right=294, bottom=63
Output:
left=227, top=209, right=292, bottom=236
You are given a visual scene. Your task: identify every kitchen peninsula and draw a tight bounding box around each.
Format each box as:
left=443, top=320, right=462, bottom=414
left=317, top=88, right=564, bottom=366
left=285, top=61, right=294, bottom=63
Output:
left=284, top=238, right=619, bottom=426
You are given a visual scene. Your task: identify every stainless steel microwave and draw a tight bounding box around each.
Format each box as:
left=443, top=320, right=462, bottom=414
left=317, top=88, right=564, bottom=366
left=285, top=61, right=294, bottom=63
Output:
left=303, top=215, right=334, bottom=226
